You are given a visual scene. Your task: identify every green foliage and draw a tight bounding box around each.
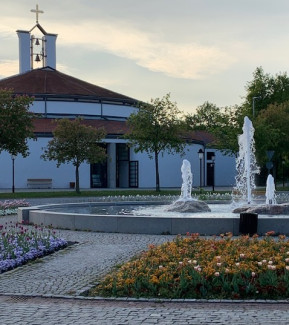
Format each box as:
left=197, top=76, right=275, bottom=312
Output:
left=126, top=93, right=186, bottom=191
left=186, top=101, right=241, bottom=154
left=254, top=101, right=289, bottom=164
left=41, top=118, right=106, bottom=193
left=0, top=88, right=34, bottom=156
left=244, top=66, right=289, bottom=118
left=187, top=67, right=289, bottom=179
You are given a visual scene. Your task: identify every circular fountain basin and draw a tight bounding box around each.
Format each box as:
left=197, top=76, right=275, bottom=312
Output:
left=18, top=201, right=289, bottom=236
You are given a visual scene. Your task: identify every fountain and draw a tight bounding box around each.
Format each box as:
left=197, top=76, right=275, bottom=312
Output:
left=235, top=173, right=289, bottom=215
left=233, top=116, right=260, bottom=205
left=266, top=174, right=277, bottom=205
left=166, top=159, right=211, bottom=213
left=18, top=116, right=289, bottom=235
left=232, top=117, right=289, bottom=215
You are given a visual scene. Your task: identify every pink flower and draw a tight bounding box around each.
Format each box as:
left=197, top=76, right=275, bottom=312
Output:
left=267, top=265, right=276, bottom=270
left=257, top=262, right=262, bottom=266
left=240, top=253, right=245, bottom=258
left=251, top=272, right=256, bottom=277
left=214, top=272, right=220, bottom=277
left=216, top=262, right=222, bottom=267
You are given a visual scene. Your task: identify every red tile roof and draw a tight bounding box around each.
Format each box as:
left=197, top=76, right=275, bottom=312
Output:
left=33, top=118, right=213, bottom=144
left=0, top=67, right=137, bottom=103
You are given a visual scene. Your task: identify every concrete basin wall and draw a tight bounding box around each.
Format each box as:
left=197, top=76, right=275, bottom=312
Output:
left=17, top=203, right=289, bottom=236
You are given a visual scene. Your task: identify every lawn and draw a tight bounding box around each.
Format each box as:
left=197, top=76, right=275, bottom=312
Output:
left=0, top=189, right=180, bottom=200
left=89, top=232, right=289, bottom=300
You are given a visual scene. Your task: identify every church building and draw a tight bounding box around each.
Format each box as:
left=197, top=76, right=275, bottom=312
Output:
left=0, top=6, right=236, bottom=190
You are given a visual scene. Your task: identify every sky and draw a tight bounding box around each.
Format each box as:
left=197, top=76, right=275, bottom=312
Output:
left=1, top=0, right=289, bottom=113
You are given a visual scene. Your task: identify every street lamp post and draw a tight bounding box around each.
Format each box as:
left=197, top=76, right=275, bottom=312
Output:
left=211, top=154, right=215, bottom=191
left=198, top=148, right=204, bottom=188
left=282, top=160, right=285, bottom=188
left=252, top=96, right=261, bottom=118
left=11, top=155, right=16, bottom=193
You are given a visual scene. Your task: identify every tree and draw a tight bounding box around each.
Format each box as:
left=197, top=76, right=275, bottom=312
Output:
left=243, top=66, right=289, bottom=118
left=0, top=88, right=34, bottom=156
left=254, top=101, right=289, bottom=165
left=186, top=102, right=242, bottom=155
left=41, top=118, right=106, bottom=193
left=126, top=93, right=186, bottom=191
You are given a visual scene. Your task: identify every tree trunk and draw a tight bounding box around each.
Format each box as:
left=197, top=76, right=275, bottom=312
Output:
left=75, top=165, right=80, bottom=193
left=154, top=151, right=160, bottom=192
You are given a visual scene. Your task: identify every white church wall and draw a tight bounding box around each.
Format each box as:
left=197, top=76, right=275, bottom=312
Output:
left=102, top=104, right=137, bottom=118
left=131, top=145, right=236, bottom=189
left=30, top=101, right=45, bottom=114
left=0, top=139, right=236, bottom=190
left=0, top=138, right=90, bottom=189
left=214, top=150, right=236, bottom=187
left=130, top=145, right=198, bottom=188
left=46, top=101, right=101, bottom=116
left=29, top=101, right=138, bottom=118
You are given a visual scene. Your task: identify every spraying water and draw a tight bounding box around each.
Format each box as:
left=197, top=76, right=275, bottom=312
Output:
left=168, top=159, right=210, bottom=212
left=266, top=174, right=277, bottom=205
left=234, top=116, right=260, bottom=204
left=179, top=159, right=193, bottom=201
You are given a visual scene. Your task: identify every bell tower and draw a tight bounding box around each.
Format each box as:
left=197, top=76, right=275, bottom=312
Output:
left=16, top=4, right=58, bottom=73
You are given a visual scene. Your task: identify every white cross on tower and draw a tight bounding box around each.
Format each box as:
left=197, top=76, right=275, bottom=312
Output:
left=31, top=4, right=44, bottom=23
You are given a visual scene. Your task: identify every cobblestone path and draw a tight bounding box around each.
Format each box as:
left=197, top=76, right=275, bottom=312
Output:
left=0, top=199, right=289, bottom=324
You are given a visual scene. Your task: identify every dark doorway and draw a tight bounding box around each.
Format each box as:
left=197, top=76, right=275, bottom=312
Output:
left=116, top=144, right=139, bottom=188
left=91, top=161, right=107, bottom=188
left=90, top=144, right=107, bottom=188
left=207, top=163, right=214, bottom=186
left=129, top=161, right=139, bottom=188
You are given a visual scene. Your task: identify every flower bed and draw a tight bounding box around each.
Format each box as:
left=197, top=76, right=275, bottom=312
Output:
left=0, top=222, right=67, bottom=273
left=0, top=199, right=29, bottom=216
left=91, top=232, right=289, bottom=299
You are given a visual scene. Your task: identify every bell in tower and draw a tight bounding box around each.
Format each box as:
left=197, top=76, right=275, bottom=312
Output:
left=16, top=4, right=58, bottom=73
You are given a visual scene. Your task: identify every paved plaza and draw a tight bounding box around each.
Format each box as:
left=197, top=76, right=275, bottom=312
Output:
left=0, top=197, right=289, bottom=324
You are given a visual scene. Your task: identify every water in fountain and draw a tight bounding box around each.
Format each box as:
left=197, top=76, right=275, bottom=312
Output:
left=179, top=159, right=193, bottom=201
left=234, top=116, right=260, bottom=204
left=167, top=159, right=211, bottom=212
left=266, top=174, right=277, bottom=205
left=232, top=118, right=289, bottom=215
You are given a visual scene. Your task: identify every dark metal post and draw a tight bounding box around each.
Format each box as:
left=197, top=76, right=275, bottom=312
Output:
left=11, top=155, right=15, bottom=193
left=198, top=149, right=204, bottom=188
left=282, top=160, right=285, bottom=188
left=212, top=154, right=215, bottom=191
left=252, top=96, right=261, bottom=118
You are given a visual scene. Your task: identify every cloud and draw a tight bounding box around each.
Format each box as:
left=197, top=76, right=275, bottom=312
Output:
left=0, top=15, right=236, bottom=80
left=0, top=60, right=18, bottom=78
left=56, top=21, right=236, bottom=80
